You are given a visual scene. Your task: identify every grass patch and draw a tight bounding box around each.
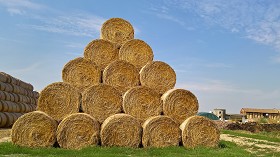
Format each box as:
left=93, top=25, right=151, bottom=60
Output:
left=0, top=141, right=255, bottom=157
left=222, top=130, right=280, bottom=143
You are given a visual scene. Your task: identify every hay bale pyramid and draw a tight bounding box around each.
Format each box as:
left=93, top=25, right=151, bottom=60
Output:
left=11, top=17, right=220, bottom=149
left=0, top=72, right=39, bottom=128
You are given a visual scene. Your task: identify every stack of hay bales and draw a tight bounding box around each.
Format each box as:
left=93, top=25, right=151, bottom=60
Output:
left=0, top=72, right=39, bottom=128
left=11, top=18, right=219, bottom=150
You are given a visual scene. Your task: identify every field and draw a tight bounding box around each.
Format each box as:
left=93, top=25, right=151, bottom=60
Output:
left=0, top=129, right=279, bottom=157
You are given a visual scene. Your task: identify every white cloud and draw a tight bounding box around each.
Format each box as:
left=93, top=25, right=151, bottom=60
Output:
left=161, top=0, right=280, bottom=60
left=0, top=0, right=43, bottom=15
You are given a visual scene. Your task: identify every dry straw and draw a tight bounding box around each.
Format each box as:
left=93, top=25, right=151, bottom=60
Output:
left=11, top=111, right=57, bottom=148
left=140, top=61, right=176, bottom=94
left=162, top=89, right=199, bottom=124
left=103, top=60, right=139, bottom=94
left=119, top=39, right=154, bottom=71
left=62, top=57, right=101, bottom=93
left=100, top=114, right=142, bottom=148
left=84, top=39, right=119, bottom=70
left=180, top=116, right=220, bottom=149
left=142, top=115, right=181, bottom=148
left=37, top=82, right=81, bottom=121
left=82, top=84, right=122, bottom=123
left=0, top=72, right=34, bottom=91
left=123, top=86, right=162, bottom=123
left=101, top=18, right=134, bottom=48
left=57, top=113, right=100, bottom=150
left=0, top=112, right=7, bottom=127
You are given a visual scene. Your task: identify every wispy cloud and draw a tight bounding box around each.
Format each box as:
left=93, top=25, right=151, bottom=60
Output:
left=9, top=62, right=42, bottom=74
left=0, top=0, right=43, bottom=15
left=158, top=0, right=280, bottom=60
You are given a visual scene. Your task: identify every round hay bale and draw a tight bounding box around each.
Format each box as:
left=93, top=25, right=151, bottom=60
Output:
left=103, top=60, right=139, bottom=94
left=0, top=91, right=5, bottom=100
left=101, top=114, right=142, bottom=148
left=0, top=82, right=6, bottom=91
left=0, top=112, right=7, bottom=127
left=162, top=89, right=199, bottom=124
left=18, top=80, right=33, bottom=91
left=82, top=84, right=122, bottom=123
left=3, top=91, right=10, bottom=101
left=0, top=101, right=9, bottom=112
left=123, top=86, right=162, bottom=123
left=180, top=116, right=220, bottom=148
left=11, top=111, right=57, bottom=147
left=0, top=101, right=2, bottom=111
left=57, top=113, right=100, bottom=149
left=84, top=39, right=119, bottom=70
left=3, top=112, right=14, bottom=127
left=101, top=18, right=134, bottom=48
left=119, top=39, right=154, bottom=71
left=12, top=93, right=20, bottom=102
left=62, top=57, right=101, bottom=93
left=37, top=82, right=81, bottom=121
left=140, top=61, right=176, bottom=94
left=142, top=115, right=181, bottom=148
left=0, top=72, right=8, bottom=82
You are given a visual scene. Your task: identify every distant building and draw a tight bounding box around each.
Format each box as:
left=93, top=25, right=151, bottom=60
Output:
left=213, top=109, right=226, bottom=120
left=240, top=108, right=280, bottom=122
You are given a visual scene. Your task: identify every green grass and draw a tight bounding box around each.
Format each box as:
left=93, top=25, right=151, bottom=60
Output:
left=0, top=141, right=254, bottom=157
left=222, top=130, right=280, bottom=143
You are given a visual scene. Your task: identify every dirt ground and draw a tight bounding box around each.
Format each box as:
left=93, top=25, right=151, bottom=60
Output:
left=220, top=134, right=280, bottom=153
left=0, top=128, right=11, bottom=143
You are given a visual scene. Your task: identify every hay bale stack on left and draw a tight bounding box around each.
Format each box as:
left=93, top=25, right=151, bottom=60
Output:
left=0, top=72, right=39, bottom=128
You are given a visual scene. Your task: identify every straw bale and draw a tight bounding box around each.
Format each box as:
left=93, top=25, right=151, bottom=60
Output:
left=11, top=111, right=58, bottom=147
left=84, top=39, right=119, bottom=70
left=100, top=114, right=142, bottom=148
left=62, top=57, right=101, bottom=93
left=0, top=72, right=34, bottom=91
left=0, top=112, right=7, bottom=127
left=0, top=101, right=9, bottom=112
left=0, top=72, right=8, bottom=82
left=37, top=82, right=81, bottom=121
left=123, top=86, right=162, bottom=123
left=142, top=115, right=181, bottom=148
left=0, top=91, right=5, bottom=100
left=140, top=61, right=176, bottom=94
left=3, top=112, right=14, bottom=127
left=57, top=113, right=100, bottom=149
left=101, top=18, right=134, bottom=48
left=180, top=116, right=220, bottom=148
left=82, top=84, right=122, bottom=123
left=119, top=39, right=154, bottom=71
left=162, top=89, right=198, bottom=124
left=0, top=82, right=6, bottom=91
left=103, top=60, right=139, bottom=94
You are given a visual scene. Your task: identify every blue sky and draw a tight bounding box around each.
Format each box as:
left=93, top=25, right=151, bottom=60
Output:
left=0, top=0, right=279, bottom=113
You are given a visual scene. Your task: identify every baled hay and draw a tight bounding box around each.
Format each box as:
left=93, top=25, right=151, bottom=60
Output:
left=0, top=72, right=33, bottom=91
left=84, top=39, right=119, bottom=70
left=140, top=61, right=176, bottom=94
left=180, top=116, right=220, bottom=149
left=37, top=82, right=81, bottom=121
left=0, top=72, right=8, bottom=82
left=103, top=60, right=139, bottom=94
left=0, top=100, right=9, bottom=112
left=162, top=89, right=199, bottom=124
left=101, top=18, right=134, bottom=48
left=101, top=114, right=142, bottom=148
left=11, top=111, right=57, bottom=147
left=142, top=115, right=181, bottom=148
left=62, top=57, right=101, bottom=93
left=119, top=39, right=154, bottom=71
left=123, top=86, right=162, bottom=123
left=0, top=112, right=7, bottom=127
left=57, top=113, right=100, bottom=150
left=82, top=84, right=122, bottom=123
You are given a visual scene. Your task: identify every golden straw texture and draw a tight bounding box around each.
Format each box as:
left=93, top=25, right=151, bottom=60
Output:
left=103, top=60, right=139, bottom=94
left=11, top=111, right=58, bottom=148
left=142, top=115, right=181, bottom=148
left=123, top=86, right=162, bottom=123
left=82, top=84, right=122, bottom=123
left=101, top=18, right=134, bottom=47
left=101, top=114, right=142, bottom=148
left=162, top=89, right=199, bottom=124
left=140, top=61, right=176, bottom=94
left=37, top=82, right=81, bottom=121
left=180, top=116, right=220, bottom=149
left=84, top=39, right=119, bottom=70
left=119, top=39, right=153, bottom=71
left=62, top=57, right=101, bottom=93
left=57, top=113, right=100, bottom=150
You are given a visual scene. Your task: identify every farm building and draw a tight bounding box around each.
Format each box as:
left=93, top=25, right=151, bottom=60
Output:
left=240, top=108, right=280, bottom=121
